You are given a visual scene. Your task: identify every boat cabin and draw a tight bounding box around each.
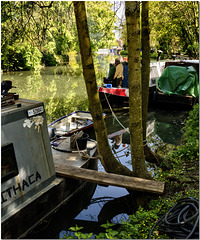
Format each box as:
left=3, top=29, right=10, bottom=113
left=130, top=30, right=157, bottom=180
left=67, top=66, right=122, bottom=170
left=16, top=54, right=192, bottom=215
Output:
left=1, top=83, right=98, bottom=239
left=1, top=98, right=56, bottom=225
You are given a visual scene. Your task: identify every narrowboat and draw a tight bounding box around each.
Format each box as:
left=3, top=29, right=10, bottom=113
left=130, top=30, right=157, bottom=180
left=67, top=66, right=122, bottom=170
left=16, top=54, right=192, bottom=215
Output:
left=1, top=91, right=98, bottom=239
left=99, top=61, right=166, bottom=110
left=153, top=60, right=199, bottom=107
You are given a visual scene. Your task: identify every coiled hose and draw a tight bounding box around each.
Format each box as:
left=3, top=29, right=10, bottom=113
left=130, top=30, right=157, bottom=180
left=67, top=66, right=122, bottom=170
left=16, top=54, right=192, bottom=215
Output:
left=148, top=197, right=199, bottom=239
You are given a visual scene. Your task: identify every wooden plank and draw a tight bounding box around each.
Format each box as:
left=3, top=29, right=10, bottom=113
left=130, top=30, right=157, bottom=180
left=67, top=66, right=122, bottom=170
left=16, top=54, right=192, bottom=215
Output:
left=55, top=164, right=165, bottom=195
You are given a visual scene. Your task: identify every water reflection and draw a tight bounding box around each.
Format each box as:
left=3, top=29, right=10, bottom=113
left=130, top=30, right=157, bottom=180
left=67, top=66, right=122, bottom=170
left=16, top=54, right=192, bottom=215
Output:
left=1, top=55, right=114, bottom=124
left=71, top=109, right=188, bottom=236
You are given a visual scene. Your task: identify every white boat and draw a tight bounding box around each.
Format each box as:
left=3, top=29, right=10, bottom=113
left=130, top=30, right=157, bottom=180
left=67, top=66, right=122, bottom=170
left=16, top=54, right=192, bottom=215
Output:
left=48, top=111, right=106, bottom=139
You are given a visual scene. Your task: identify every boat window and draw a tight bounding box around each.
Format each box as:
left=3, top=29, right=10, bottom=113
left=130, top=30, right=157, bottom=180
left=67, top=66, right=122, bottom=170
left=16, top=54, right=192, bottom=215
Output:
left=1, top=143, right=19, bottom=183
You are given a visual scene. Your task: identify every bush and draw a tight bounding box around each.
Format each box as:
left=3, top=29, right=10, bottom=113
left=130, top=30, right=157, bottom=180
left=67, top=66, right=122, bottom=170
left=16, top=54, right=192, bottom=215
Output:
left=120, top=50, right=128, bottom=55
left=2, top=43, right=42, bottom=71
left=42, top=52, right=58, bottom=66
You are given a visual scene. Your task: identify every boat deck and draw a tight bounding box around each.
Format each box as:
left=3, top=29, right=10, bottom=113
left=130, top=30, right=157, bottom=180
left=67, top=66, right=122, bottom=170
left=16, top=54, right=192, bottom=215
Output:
left=52, top=137, right=97, bottom=168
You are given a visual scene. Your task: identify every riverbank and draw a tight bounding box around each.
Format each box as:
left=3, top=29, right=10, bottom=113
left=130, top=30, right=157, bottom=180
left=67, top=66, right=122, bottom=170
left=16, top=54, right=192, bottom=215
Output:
left=63, top=104, right=199, bottom=239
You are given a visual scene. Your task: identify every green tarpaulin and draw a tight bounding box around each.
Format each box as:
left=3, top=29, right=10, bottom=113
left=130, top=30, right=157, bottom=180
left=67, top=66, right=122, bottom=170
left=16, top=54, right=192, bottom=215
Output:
left=157, top=66, right=199, bottom=97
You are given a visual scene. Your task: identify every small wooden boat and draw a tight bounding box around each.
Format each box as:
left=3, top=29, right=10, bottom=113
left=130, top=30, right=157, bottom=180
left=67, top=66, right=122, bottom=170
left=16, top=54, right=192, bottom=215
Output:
left=48, top=111, right=106, bottom=139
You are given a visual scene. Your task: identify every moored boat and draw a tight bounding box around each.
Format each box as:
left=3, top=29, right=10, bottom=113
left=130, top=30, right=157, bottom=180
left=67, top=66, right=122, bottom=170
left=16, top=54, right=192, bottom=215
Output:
left=154, top=60, right=199, bottom=107
left=48, top=111, right=106, bottom=139
left=99, top=61, right=166, bottom=110
left=1, top=93, right=98, bottom=239
left=99, top=60, right=199, bottom=110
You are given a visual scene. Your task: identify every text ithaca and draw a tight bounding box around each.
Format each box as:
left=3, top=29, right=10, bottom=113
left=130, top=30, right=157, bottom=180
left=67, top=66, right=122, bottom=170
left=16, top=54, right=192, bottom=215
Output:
left=1, top=171, right=41, bottom=204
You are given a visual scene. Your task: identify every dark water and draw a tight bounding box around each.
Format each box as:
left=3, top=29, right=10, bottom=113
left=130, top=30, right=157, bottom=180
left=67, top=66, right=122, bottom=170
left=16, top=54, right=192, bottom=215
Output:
left=2, top=56, right=189, bottom=238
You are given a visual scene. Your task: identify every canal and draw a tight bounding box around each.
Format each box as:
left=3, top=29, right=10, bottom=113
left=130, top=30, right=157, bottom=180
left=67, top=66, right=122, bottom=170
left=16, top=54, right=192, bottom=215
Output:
left=1, top=55, right=189, bottom=238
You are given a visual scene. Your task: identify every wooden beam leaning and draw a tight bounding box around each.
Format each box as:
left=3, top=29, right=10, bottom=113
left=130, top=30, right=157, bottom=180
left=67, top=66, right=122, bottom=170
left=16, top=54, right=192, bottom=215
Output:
left=55, top=164, right=165, bottom=195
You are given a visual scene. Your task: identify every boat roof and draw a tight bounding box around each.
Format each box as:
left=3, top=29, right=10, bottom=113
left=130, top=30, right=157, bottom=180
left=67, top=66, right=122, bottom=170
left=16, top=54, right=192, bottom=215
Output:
left=180, top=60, right=199, bottom=64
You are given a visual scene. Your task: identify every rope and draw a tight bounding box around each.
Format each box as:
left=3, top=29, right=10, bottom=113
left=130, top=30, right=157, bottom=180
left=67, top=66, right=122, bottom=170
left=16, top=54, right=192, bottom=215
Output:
left=104, top=92, right=130, bottom=134
left=70, top=131, right=84, bottom=149
left=103, top=91, right=131, bottom=162
left=148, top=197, right=199, bottom=239
left=75, top=137, right=98, bottom=160
left=51, top=134, right=98, bottom=160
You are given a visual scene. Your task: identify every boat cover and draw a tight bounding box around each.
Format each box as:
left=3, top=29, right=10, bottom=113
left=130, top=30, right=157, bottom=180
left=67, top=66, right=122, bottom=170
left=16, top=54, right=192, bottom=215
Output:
left=157, top=66, right=199, bottom=97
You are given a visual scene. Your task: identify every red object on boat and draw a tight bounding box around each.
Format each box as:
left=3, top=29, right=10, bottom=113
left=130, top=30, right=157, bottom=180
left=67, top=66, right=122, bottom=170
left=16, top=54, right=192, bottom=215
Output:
left=99, top=87, right=129, bottom=97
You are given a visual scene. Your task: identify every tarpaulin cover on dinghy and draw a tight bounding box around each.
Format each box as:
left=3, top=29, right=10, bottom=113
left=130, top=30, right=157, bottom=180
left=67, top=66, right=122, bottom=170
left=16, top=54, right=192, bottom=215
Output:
left=157, top=66, right=199, bottom=97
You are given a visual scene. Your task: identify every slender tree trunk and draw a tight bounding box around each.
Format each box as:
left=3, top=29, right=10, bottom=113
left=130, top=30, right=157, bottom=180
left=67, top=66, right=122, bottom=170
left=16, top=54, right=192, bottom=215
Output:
left=141, top=1, right=163, bottom=166
left=141, top=1, right=150, bottom=141
left=125, top=1, right=150, bottom=179
left=73, top=1, right=132, bottom=176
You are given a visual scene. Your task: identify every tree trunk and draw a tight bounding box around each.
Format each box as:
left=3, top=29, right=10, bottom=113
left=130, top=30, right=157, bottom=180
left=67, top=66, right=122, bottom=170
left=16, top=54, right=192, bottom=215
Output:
left=141, top=1, right=150, bottom=141
left=125, top=1, right=150, bottom=179
left=141, top=1, right=163, bottom=166
left=73, top=1, right=132, bottom=176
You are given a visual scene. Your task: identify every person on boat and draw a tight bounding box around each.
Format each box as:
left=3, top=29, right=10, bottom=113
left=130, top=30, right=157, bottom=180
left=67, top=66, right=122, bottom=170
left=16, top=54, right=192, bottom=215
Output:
left=113, top=58, right=124, bottom=87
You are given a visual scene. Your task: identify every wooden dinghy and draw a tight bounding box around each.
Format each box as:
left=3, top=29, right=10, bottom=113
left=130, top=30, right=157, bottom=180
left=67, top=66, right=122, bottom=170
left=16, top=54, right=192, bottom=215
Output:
left=48, top=111, right=106, bottom=139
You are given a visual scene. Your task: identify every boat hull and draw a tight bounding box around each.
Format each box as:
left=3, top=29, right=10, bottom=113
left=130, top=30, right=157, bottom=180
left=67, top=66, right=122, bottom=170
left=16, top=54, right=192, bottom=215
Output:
left=99, top=86, right=156, bottom=110
left=25, top=159, right=98, bottom=239
left=48, top=111, right=106, bottom=138
left=2, top=158, right=98, bottom=239
left=154, top=60, right=199, bottom=107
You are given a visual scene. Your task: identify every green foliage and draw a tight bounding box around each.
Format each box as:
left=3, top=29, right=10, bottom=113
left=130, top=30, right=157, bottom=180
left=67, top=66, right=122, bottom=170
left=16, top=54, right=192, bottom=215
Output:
left=150, top=52, right=165, bottom=60
left=42, top=52, right=58, bottom=66
left=149, top=1, right=199, bottom=58
left=120, top=50, right=128, bottom=55
left=65, top=225, right=93, bottom=239
left=154, top=104, right=199, bottom=197
left=117, top=204, right=168, bottom=239
left=86, top=1, right=116, bottom=51
left=183, top=103, right=199, bottom=140
left=168, top=104, right=199, bottom=162
left=23, top=45, right=42, bottom=70
left=1, top=43, right=42, bottom=71
left=1, top=1, right=116, bottom=71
